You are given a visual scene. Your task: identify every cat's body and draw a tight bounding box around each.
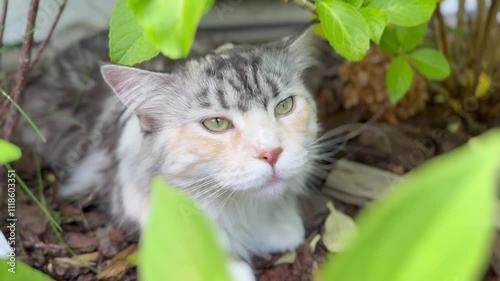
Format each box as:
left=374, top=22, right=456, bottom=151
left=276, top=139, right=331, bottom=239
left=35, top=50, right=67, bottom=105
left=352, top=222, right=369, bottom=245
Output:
left=20, top=28, right=321, bottom=279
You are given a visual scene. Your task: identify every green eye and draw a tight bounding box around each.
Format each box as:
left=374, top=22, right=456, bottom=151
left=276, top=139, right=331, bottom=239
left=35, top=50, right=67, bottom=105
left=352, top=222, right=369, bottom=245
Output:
left=275, top=96, right=294, bottom=115
left=202, top=117, right=231, bottom=132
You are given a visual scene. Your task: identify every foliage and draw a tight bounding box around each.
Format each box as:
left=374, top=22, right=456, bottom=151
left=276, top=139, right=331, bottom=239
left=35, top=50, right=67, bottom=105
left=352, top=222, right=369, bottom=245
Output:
left=0, top=138, right=22, bottom=164
left=109, top=0, right=213, bottom=63
left=109, top=0, right=159, bottom=65
left=107, top=0, right=451, bottom=102
left=317, top=128, right=499, bottom=281
left=139, top=177, right=230, bottom=281
left=127, top=0, right=214, bottom=59
left=139, top=129, right=500, bottom=280
left=428, top=0, right=499, bottom=130
left=0, top=260, right=54, bottom=281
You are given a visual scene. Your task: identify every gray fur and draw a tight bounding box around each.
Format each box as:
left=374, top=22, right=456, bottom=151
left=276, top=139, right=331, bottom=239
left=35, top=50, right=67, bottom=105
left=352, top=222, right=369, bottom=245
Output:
left=19, top=27, right=321, bottom=260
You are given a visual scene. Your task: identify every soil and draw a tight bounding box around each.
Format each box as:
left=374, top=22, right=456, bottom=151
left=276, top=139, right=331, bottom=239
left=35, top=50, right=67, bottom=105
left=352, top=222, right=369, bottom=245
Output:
left=2, top=40, right=499, bottom=281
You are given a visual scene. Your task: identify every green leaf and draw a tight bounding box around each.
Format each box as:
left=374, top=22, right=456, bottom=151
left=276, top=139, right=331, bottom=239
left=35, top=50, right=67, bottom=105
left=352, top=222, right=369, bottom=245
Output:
left=0, top=138, right=22, bottom=164
left=396, top=23, right=428, bottom=52
left=344, top=0, right=363, bottom=8
left=109, top=0, right=159, bottom=65
left=316, top=0, right=371, bottom=61
left=378, top=26, right=399, bottom=54
left=359, top=6, right=387, bottom=44
left=127, top=0, right=214, bottom=59
left=368, top=0, right=436, bottom=26
left=409, top=48, right=451, bottom=80
left=139, top=177, right=230, bottom=281
left=0, top=260, right=54, bottom=281
left=318, top=128, right=500, bottom=281
left=386, top=55, right=413, bottom=104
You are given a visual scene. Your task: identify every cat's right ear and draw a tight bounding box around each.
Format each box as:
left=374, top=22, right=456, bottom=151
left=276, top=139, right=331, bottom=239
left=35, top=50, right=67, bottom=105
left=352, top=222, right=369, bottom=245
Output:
left=101, top=64, right=170, bottom=132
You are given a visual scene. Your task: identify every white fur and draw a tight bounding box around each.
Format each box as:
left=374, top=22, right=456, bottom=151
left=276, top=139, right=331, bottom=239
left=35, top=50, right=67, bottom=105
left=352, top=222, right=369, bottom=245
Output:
left=58, top=149, right=111, bottom=198
left=114, top=115, right=151, bottom=226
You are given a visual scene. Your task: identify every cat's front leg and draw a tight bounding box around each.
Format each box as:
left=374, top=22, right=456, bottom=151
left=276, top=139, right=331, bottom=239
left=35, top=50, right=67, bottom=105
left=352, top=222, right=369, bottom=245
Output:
left=228, top=258, right=256, bottom=281
left=259, top=205, right=305, bottom=254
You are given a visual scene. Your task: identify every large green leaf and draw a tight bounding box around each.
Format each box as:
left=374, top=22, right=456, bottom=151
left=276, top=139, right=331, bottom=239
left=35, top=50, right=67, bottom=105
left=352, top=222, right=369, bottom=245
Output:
left=316, top=0, right=371, bottom=61
left=109, top=0, right=159, bottom=65
left=378, top=26, right=399, bottom=54
left=318, top=129, right=500, bottom=281
left=410, top=48, right=451, bottom=80
left=368, top=0, right=436, bottom=27
left=344, top=0, right=363, bottom=8
left=396, top=23, right=428, bottom=52
left=359, top=6, right=387, bottom=44
left=139, top=177, right=230, bottom=281
left=0, top=139, right=22, bottom=164
left=0, top=260, right=54, bottom=281
left=386, top=55, right=413, bottom=104
left=127, top=0, right=215, bottom=59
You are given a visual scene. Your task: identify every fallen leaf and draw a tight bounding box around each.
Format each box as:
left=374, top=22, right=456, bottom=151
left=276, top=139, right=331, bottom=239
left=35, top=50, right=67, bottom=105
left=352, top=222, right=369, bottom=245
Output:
left=65, top=232, right=98, bottom=253
left=274, top=251, right=297, bottom=265
left=309, top=234, right=321, bottom=252
left=97, top=244, right=137, bottom=280
left=322, top=202, right=357, bottom=253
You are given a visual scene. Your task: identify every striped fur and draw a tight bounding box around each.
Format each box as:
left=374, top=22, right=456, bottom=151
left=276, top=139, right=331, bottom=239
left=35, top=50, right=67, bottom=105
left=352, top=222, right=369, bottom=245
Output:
left=20, top=27, right=321, bottom=277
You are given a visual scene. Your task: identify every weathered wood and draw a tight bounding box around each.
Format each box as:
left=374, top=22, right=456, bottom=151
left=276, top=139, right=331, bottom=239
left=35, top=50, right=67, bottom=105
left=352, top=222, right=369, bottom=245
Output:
left=322, top=159, right=402, bottom=206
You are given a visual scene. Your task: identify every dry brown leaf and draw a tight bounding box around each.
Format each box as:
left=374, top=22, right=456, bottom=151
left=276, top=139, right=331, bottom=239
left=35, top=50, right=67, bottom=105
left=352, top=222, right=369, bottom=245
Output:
left=322, top=202, right=357, bottom=253
left=97, top=244, right=137, bottom=281
left=73, top=252, right=99, bottom=264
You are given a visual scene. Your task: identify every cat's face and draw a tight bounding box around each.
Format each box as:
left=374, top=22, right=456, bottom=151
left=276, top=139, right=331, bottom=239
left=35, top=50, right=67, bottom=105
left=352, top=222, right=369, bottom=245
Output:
left=102, top=28, right=319, bottom=201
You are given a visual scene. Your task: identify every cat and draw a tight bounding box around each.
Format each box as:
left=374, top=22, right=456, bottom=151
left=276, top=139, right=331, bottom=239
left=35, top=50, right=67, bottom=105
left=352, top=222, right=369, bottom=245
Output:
left=20, top=26, right=321, bottom=280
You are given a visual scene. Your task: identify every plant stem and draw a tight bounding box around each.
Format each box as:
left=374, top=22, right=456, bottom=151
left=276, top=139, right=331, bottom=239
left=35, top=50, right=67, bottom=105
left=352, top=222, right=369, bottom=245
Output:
left=30, top=0, right=67, bottom=69
left=0, top=0, right=8, bottom=112
left=0, top=0, right=8, bottom=52
left=470, top=0, right=498, bottom=97
left=432, top=4, right=456, bottom=95
left=286, top=0, right=316, bottom=13
left=2, top=0, right=39, bottom=141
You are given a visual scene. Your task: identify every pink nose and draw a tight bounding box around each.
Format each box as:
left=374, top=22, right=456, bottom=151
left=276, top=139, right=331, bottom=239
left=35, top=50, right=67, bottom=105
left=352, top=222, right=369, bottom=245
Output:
left=257, top=147, right=283, bottom=168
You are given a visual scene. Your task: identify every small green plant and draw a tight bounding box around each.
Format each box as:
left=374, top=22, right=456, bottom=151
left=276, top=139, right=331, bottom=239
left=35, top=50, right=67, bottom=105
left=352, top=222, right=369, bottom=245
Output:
left=0, top=260, right=53, bottom=281
left=0, top=139, right=21, bottom=165
left=140, top=128, right=500, bottom=281
left=108, top=0, right=450, bottom=102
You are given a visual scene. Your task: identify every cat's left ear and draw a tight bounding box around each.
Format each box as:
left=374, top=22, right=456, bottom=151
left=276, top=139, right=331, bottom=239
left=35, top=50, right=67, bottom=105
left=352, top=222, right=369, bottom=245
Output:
left=101, top=64, right=171, bottom=132
left=274, top=23, right=319, bottom=69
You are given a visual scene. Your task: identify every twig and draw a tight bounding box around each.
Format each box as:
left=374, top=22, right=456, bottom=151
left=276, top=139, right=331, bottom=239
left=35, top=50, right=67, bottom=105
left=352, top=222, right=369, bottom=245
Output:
left=434, top=3, right=456, bottom=93
left=0, top=0, right=8, bottom=50
left=1, top=0, right=39, bottom=141
left=470, top=0, right=498, bottom=98
left=30, top=0, right=67, bottom=69
left=286, top=0, right=316, bottom=13
left=0, top=0, right=8, bottom=72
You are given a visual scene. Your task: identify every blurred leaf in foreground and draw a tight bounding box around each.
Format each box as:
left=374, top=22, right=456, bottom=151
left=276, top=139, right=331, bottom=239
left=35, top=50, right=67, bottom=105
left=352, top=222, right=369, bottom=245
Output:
left=139, top=177, right=230, bottom=281
left=318, top=129, right=500, bottom=281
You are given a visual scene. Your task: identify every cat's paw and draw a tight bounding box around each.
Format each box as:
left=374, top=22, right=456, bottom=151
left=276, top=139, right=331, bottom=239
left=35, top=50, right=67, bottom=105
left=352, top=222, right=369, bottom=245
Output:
left=228, top=259, right=255, bottom=281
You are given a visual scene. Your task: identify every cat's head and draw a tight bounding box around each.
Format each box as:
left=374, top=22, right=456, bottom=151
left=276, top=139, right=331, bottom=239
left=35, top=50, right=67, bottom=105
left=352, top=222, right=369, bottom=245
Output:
left=101, top=27, right=320, bottom=202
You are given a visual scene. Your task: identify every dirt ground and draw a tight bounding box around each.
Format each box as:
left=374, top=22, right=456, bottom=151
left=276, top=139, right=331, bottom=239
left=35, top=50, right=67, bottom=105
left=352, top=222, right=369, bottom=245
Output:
left=2, top=39, right=499, bottom=281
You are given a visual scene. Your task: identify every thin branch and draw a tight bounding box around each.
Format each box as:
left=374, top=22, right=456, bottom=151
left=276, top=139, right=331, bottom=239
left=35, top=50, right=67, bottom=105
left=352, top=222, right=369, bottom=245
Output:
left=470, top=0, right=498, bottom=97
left=0, top=0, right=8, bottom=70
left=0, top=0, right=8, bottom=49
left=2, top=0, right=39, bottom=141
left=285, top=0, right=316, bottom=13
left=30, top=0, right=67, bottom=69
